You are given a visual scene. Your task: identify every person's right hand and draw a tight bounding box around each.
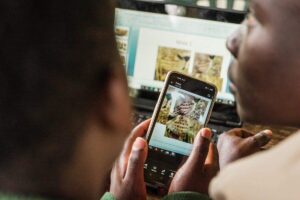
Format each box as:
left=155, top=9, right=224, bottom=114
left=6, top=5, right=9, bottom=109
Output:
left=217, top=128, right=272, bottom=169
left=168, top=128, right=219, bottom=195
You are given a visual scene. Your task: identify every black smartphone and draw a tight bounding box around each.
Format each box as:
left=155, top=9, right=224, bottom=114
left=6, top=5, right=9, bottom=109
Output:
left=144, top=71, right=217, bottom=190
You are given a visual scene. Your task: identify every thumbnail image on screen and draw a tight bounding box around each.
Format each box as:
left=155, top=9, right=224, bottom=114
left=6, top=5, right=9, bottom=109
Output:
left=152, top=85, right=210, bottom=148
left=115, top=26, right=130, bottom=68
left=155, top=47, right=191, bottom=81
left=192, top=53, right=224, bottom=91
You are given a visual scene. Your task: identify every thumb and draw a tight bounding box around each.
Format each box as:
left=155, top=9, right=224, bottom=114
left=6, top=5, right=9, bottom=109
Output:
left=124, top=137, right=148, bottom=181
left=185, top=128, right=212, bottom=168
left=245, top=129, right=272, bottom=149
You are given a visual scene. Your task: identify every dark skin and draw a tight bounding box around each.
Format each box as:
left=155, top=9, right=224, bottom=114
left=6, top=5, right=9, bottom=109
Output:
left=215, top=0, right=300, bottom=172
left=227, top=0, right=300, bottom=127
left=111, top=127, right=220, bottom=197
left=3, top=0, right=293, bottom=199
left=112, top=0, right=300, bottom=198
left=112, top=0, right=300, bottom=197
left=110, top=120, right=150, bottom=200
left=217, top=129, right=272, bottom=169
left=168, top=129, right=219, bottom=194
left=111, top=126, right=272, bottom=198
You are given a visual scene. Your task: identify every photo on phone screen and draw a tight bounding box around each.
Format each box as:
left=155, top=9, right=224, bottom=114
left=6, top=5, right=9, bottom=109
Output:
left=144, top=72, right=216, bottom=189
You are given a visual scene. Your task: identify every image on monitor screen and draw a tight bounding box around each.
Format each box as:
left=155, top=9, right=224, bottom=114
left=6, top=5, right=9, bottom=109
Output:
left=155, top=47, right=191, bottom=81
left=114, top=7, right=240, bottom=103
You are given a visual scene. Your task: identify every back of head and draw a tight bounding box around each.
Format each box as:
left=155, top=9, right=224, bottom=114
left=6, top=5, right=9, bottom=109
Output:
left=0, top=0, right=118, bottom=182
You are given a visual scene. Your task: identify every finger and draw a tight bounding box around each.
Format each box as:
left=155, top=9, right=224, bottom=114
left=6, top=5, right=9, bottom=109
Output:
left=253, top=130, right=273, bottom=147
left=185, top=128, right=212, bottom=168
left=122, top=119, right=151, bottom=156
left=205, top=143, right=218, bottom=166
left=131, top=119, right=151, bottom=138
left=204, top=143, right=219, bottom=177
left=124, top=137, right=148, bottom=182
left=120, top=119, right=150, bottom=175
left=244, top=130, right=272, bottom=150
left=110, top=161, right=122, bottom=187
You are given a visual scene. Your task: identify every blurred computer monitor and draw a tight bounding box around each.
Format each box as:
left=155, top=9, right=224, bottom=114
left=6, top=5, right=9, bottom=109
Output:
left=115, top=0, right=246, bottom=105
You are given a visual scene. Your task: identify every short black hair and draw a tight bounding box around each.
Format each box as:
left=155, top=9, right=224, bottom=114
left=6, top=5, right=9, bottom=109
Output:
left=0, top=0, right=119, bottom=171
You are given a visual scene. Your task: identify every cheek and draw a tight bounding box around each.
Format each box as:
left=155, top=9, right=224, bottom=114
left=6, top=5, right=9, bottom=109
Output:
left=115, top=85, right=132, bottom=135
left=121, top=89, right=133, bottom=133
left=108, top=75, right=133, bottom=138
left=108, top=86, right=132, bottom=159
left=239, top=28, right=274, bottom=81
left=232, top=24, right=300, bottom=126
left=232, top=29, right=281, bottom=122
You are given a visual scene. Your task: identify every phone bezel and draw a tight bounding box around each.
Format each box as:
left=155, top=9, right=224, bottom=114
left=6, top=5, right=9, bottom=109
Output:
left=144, top=71, right=217, bottom=189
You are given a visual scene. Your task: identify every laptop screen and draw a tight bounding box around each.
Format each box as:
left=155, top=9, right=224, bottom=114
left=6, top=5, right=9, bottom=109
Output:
left=115, top=3, right=245, bottom=105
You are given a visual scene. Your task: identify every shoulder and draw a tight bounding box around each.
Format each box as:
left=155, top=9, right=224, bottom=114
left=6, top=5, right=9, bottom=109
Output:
left=210, top=131, right=300, bottom=200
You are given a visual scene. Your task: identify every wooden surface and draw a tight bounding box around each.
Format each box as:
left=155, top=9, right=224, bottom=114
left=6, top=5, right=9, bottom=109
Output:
left=146, top=124, right=298, bottom=200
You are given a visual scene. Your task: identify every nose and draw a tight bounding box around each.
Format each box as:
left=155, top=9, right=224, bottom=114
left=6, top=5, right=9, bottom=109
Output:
left=226, top=27, right=242, bottom=58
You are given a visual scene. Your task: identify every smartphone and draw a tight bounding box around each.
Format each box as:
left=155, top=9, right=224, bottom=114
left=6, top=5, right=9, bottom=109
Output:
left=144, top=71, right=217, bottom=190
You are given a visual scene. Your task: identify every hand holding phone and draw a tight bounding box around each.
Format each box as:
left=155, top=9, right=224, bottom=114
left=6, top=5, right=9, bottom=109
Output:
left=110, top=120, right=150, bottom=200
left=168, top=128, right=219, bottom=195
left=144, top=71, right=217, bottom=190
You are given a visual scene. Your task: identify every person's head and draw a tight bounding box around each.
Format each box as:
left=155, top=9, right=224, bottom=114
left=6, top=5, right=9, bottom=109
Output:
left=227, top=0, right=300, bottom=127
left=0, top=0, right=131, bottom=199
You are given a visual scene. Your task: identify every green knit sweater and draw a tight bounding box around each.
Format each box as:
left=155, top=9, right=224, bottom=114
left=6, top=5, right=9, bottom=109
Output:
left=101, top=192, right=210, bottom=200
left=0, top=192, right=210, bottom=200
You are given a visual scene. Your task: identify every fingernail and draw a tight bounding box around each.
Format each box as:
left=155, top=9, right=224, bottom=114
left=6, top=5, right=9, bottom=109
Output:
left=254, top=130, right=272, bottom=147
left=200, top=128, right=212, bottom=140
left=262, top=129, right=272, bottom=137
left=132, top=137, right=146, bottom=151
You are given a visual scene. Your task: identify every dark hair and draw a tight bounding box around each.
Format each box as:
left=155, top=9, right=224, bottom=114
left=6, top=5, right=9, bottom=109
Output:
left=0, top=0, right=119, bottom=171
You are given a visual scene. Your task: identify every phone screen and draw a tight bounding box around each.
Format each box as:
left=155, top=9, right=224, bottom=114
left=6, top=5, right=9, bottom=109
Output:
left=145, top=73, right=216, bottom=189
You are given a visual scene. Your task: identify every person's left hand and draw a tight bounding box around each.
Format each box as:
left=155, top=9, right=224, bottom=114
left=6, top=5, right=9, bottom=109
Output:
left=217, top=128, right=272, bottom=169
left=109, top=120, right=150, bottom=200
